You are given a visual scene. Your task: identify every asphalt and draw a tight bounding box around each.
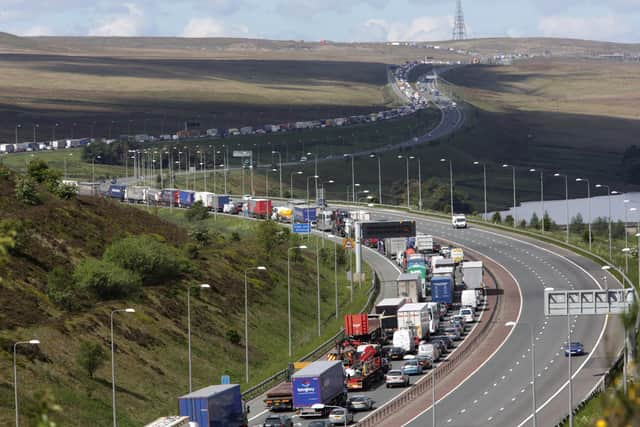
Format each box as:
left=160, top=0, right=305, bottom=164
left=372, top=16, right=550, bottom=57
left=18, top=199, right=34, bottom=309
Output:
left=366, top=210, right=623, bottom=427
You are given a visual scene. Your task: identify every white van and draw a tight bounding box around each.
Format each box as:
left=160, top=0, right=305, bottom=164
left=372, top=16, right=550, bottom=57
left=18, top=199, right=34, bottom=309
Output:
left=393, top=329, right=416, bottom=353
left=418, top=343, right=440, bottom=362
left=425, top=303, right=440, bottom=334
left=452, top=214, right=467, bottom=229
left=461, top=289, right=479, bottom=310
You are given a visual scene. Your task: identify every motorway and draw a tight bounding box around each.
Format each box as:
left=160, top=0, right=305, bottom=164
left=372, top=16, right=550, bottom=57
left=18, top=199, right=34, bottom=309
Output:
left=369, top=210, right=623, bottom=427
left=247, top=206, right=623, bottom=427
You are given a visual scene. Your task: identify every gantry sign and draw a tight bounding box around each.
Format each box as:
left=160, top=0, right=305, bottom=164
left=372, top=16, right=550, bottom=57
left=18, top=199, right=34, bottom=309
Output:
left=544, top=288, right=635, bottom=316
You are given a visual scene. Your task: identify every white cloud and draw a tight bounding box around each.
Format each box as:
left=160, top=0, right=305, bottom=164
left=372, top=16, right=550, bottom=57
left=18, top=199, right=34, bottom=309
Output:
left=181, top=17, right=249, bottom=37
left=21, top=25, right=54, bottom=36
left=352, top=16, right=452, bottom=42
left=89, top=3, right=146, bottom=36
left=538, top=14, right=633, bottom=42
left=276, top=0, right=390, bottom=18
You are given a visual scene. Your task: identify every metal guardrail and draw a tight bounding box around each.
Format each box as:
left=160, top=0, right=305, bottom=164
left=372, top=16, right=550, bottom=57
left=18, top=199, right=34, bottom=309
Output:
left=356, top=263, right=501, bottom=426
left=241, top=271, right=381, bottom=402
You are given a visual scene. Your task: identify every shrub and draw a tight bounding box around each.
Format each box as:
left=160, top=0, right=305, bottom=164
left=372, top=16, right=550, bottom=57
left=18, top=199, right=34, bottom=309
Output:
left=504, top=215, right=514, bottom=226
left=76, top=341, right=106, bottom=378
left=184, top=242, right=200, bottom=259
left=46, top=267, right=78, bottom=311
left=491, top=212, right=502, bottom=224
left=102, top=235, right=184, bottom=285
left=53, top=183, right=78, bottom=200
left=189, top=226, right=210, bottom=247
left=73, top=258, right=141, bottom=300
left=15, top=176, right=41, bottom=205
left=529, top=213, right=540, bottom=229
left=256, top=220, right=286, bottom=256
left=226, top=329, right=241, bottom=345
left=231, top=231, right=241, bottom=242
left=185, top=201, right=209, bottom=222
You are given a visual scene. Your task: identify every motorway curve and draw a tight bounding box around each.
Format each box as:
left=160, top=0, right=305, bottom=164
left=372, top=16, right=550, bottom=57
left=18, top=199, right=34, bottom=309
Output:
left=248, top=208, right=622, bottom=427
left=372, top=210, right=623, bottom=427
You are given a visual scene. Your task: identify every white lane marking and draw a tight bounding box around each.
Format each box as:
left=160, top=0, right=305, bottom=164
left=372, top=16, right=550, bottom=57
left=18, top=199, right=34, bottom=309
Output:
left=248, top=409, right=268, bottom=422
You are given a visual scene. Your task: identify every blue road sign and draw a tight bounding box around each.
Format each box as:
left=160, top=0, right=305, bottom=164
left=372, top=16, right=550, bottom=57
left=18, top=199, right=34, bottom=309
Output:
left=293, top=223, right=311, bottom=233
left=221, top=375, right=230, bottom=385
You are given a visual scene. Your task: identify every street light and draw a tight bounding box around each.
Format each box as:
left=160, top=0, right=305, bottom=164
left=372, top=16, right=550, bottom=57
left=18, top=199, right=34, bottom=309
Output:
left=290, top=171, right=303, bottom=200
left=307, top=151, right=319, bottom=200
left=92, top=155, right=102, bottom=184
left=271, top=150, right=283, bottom=198
left=624, top=201, right=635, bottom=273
left=503, top=164, right=517, bottom=227
left=111, top=308, right=135, bottom=427
left=529, top=168, right=544, bottom=232
left=576, top=178, right=592, bottom=251
left=343, top=154, right=355, bottom=203
left=187, top=284, right=210, bottom=392
left=245, top=266, right=267, bottom=383
left=398, top=154, right=415, bottom=210
left=474, top=161, right=488, bottom=221
left=321, top=180, right=335, bottom=205
left=440, top=158, right=454, bottom=215
left=595, top=184, right=613, bottom=259
left=505, top=321, right=536, bottom=427
left=288, top=245, right=307, bottom=358
left=369, top=153, right=383, bottom=204
left=554, top=173, right=570, bottom=242
left=327, top=234, right=339, bottom=320
left=13, top=339, right=40, bottom=427
left=15, top=124, right=21, bottom=145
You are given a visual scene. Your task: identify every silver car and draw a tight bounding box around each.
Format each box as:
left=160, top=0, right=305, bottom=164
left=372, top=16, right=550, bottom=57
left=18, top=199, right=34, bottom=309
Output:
left=329, top=407, right=354, bottom=425
left=385, top=369, right=410, bottom=388
left=347, top=395, right=375, bottom=411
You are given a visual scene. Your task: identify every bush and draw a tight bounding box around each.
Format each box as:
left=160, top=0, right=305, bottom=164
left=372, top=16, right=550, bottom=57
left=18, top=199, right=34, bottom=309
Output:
left=256, top=220, right=286, bottom=257
left=102, top=235, right=184, bottom=285
left=184, top=242, right=200, bottom=259
left=15, top=176, right=41, bottom=205
left=73, top=258, right=141, bottom=300
left=226, top=329, right=241, bottom=345
left=53, top=183, right=77, bottom=200
left=491, top=212, right=502, bottom=224
left=46, top=267, right=78, bottom=311
left=529, top=213, right=540, bottom=229
left=76, top=341, right=106, bottom=378
left=231, top=231, right=241, bottom=242
left=504, top=215, right=514, bottom=226
left=189, top=226, right=210, bottom=247
left=185, top=201, right=209, bottom=222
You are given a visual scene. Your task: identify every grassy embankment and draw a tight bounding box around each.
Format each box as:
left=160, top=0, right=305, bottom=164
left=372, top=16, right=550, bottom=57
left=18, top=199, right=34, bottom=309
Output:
left=0, top=163, right=372, bottom=426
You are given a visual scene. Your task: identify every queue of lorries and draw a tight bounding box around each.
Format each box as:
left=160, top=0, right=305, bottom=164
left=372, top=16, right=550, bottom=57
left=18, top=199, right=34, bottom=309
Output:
left=254, top=235, right=485, bottom=426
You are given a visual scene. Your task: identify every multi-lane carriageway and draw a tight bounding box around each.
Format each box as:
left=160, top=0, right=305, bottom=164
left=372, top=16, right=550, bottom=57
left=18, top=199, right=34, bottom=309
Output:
left=248, top=207, right=624, bottom=427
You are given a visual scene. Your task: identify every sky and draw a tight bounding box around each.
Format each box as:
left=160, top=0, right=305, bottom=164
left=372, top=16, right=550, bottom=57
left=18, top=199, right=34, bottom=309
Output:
left=1, top=0, right=639, bottom=43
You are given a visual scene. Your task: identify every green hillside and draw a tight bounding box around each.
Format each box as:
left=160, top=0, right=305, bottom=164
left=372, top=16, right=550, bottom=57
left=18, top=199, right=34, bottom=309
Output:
left=0, top=163, right=370, bottom=426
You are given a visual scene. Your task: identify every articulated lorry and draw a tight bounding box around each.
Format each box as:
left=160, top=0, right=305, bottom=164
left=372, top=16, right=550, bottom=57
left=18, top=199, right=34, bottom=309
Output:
left=178, top=384, right=247, bottom=427
left=292, top=361, right=347, bottom=417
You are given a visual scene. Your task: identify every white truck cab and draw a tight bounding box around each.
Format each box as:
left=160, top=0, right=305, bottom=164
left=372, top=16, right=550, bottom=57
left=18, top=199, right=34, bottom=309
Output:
left=452, top=214, right=467, bottom=229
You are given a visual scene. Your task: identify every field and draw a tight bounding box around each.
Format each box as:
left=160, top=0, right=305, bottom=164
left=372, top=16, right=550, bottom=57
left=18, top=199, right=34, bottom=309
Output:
left=0, top=165, right=372, bottom=426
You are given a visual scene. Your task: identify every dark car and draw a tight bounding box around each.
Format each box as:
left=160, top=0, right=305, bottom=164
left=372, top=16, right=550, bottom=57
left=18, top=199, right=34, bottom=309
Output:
left=386, top=346, right=406, bottom=360
left=263, top=414, right=293, bottom=427
left=565, top=342, right=585, bottom=357
left=430, top=339, right=448, bottom=355
left=308, top=421, right=333, bottom=427
left=432, top=335, right=454, bottom=350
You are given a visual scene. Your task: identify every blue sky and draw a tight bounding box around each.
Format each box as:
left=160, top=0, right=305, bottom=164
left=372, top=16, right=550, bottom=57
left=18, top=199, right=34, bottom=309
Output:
left=1, top=0, right=639, bottom=43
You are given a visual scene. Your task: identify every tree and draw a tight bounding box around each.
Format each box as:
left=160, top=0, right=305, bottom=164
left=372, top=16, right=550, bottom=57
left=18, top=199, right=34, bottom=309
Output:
left=189, top=226, right=210, bottom=247
left=54, top=183, right=77, bottom=200
left=256, top=220, right=286, bottom=257
left=529, top=213, right=540, bottom=229
left=491, top=212, right=502, bottom=224
left=570, top=213, right=586, bottom=234
left=76, top=341, right=106, bottom=378
left=185, top=201, right=208, bottom=222
left=504, top=215, right=514, bottom=227
left=15, top=176, right=41, bottom=205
